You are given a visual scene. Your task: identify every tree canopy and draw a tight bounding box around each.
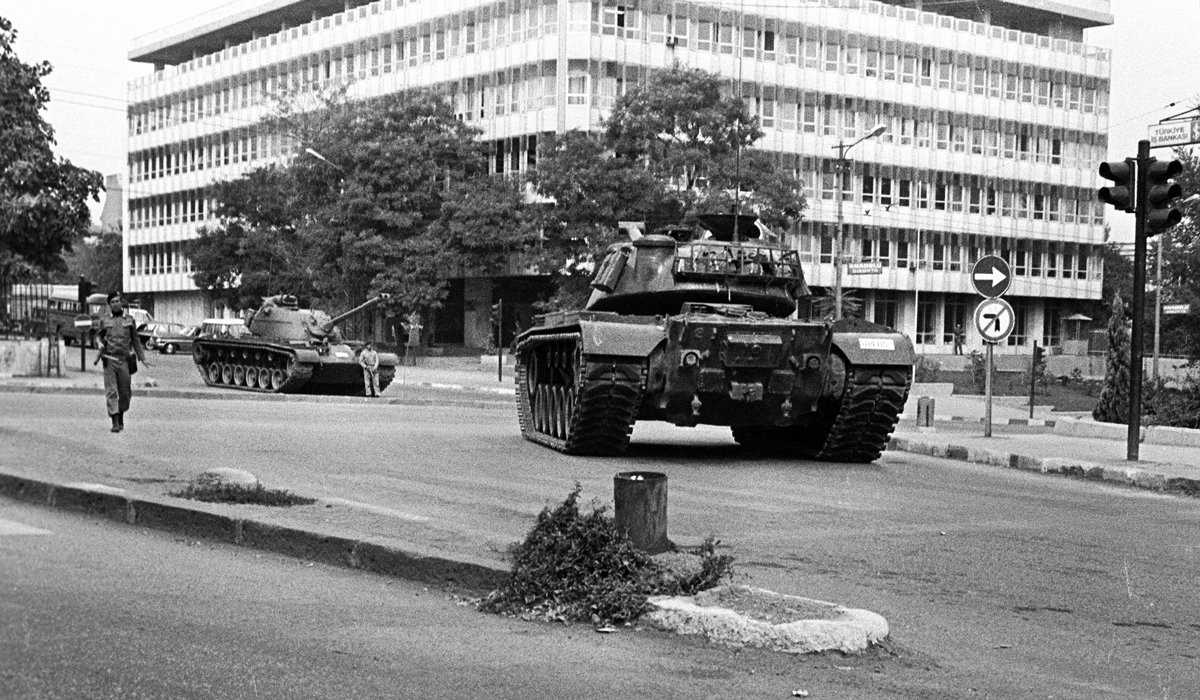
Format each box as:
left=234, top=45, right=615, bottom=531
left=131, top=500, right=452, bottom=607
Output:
left=188, top=91, right=496, bottom=318
left=0, top=16, right=103, bottom=278
left=532, top=66, right=805, bottom=308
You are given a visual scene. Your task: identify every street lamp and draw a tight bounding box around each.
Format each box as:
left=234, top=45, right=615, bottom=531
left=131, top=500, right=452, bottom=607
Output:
left=832, top=124, right=887, bottom=320
left=304, top=147, right=345, bottom=173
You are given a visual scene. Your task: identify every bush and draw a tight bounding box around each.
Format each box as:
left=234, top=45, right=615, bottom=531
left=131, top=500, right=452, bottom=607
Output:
left=169, top=483, right=315, bottom=506
left=914, top=355, right=940, bottom=382
left=967, top=350, right=987, bottom=392
left=479, top=485, right=734, bottom=625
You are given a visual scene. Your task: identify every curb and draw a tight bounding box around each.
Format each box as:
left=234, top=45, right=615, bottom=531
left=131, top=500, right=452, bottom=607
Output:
left=645, top=585, right=889, bottom=654
left=928, top=416, right=1056, bottom=427
left=0, top=381, right=514, bottom=409
left=887, top=436, right=1200, bottom=498
left=0, top=472, right=507, bottom=593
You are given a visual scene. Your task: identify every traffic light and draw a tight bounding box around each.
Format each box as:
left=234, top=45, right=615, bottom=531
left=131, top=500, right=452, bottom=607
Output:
left=1098, top=159, right=1136, bottom=212
left=1032, top=343, right=1044, bottom=365
left=1145, top=158, right=1183, bottom=236
left=77, top=276, right=94, bottom=307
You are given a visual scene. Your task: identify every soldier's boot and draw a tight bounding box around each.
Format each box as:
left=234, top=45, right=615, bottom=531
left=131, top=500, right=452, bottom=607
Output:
left=110, top=414, right=121, bottom=433
left=118, top=412, right=126, bottom=430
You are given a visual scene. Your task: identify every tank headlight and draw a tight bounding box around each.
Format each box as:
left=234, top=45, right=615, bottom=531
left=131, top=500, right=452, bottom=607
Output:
left=682, top=350, right=701, bottom=367
left=805, top=355, right=822, bottom=370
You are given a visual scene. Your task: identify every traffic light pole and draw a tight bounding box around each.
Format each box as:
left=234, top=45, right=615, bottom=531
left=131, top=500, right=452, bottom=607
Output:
left=1127, top=139, right=1151, bottom=462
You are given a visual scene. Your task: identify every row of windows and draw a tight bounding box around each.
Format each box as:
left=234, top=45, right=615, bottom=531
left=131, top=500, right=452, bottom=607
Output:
left=129, top=242, right=192, bottom=277
left=791, top=222, right=1096, bottom=280
left=128, top=135, right=538, bottom=228
left=909, top=297, right=1057, bottom=347
left=867, top=293, right=1065, bottom=348
left=130, top=0, right=1107, bottom=137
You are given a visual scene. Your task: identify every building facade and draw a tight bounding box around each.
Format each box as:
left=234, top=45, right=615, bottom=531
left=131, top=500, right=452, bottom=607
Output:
left=126, top=0, right=1113, bottom=352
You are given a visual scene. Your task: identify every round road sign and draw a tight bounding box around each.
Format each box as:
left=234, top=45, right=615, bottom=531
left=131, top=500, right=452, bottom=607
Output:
left=974, top=298, right=1015, bottom=344
left=972, top=255, right=1011, bottom=297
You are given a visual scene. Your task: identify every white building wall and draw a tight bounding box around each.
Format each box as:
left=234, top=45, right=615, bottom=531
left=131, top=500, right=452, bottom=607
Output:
left=125, top=0, right=1112, bottom=350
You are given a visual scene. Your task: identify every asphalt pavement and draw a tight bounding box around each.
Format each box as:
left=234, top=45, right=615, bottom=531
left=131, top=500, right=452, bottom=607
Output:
left=3, top=351, right=1199, bottom=655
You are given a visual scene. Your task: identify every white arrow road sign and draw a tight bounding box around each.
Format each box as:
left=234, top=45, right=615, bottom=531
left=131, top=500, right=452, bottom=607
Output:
left=973, top=267, right=1007, bottom=287
left=971, top=255, right=1012, bottom=297
left=974, top=297, right=1015, bottom=344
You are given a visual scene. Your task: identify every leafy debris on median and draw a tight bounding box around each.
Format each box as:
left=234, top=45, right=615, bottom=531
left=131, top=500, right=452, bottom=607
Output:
left=169, top=483, right=316, bottom=507
left=479, top=484, right=734, bottom=625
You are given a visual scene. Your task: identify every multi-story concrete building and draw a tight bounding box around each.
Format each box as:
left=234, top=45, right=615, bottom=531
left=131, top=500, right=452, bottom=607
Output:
left=126, top=0, right=1112, bottom=352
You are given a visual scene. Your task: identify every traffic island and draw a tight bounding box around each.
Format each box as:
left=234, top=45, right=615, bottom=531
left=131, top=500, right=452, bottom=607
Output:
left=645, top=584, right=889, bottom=655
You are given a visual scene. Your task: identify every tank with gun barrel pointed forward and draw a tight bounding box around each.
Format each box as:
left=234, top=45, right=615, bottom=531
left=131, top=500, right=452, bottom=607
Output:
left=514, top=214, right=915, bottom=462
left=192, top=294, right=399, bottom=395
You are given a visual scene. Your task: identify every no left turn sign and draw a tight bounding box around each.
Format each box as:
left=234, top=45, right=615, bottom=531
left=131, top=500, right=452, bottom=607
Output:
left=974, top=298, right=1015, bottom=344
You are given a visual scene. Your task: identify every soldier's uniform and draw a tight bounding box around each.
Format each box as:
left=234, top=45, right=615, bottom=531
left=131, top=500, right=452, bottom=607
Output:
left=98, top=312, right=145, bottom=432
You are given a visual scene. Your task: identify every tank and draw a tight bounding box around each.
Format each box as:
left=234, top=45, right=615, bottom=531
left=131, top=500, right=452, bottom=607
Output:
left=192, top=294, right=399, bottom=395
left=514, top=214, right=915, bottom=462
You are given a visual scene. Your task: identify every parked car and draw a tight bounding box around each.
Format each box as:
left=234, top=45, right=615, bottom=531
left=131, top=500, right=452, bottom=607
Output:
left=128, top=308, right=154, bottom=343
left=155, top=325, right=201, bottom=354
left=141, top=322, right=186, bottom=350
left=199, top=318, right=249, bottom=339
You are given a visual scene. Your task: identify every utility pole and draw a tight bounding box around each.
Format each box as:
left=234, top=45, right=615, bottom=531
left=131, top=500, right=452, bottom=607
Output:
left=832, top=125, right=886, bottom=320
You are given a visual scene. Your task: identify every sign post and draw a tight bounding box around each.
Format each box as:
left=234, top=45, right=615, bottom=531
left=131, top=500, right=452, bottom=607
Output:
left=74, top=314, right=93, bottom=371
left=972, top=256, right=1014, bottom=438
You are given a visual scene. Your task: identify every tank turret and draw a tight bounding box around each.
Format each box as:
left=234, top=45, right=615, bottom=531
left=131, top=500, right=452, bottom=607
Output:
left=586, top=214, right=809, bottom=318
left=192, top=294, right=399, bottom=395
left=246, top=294, right=391, bottom=345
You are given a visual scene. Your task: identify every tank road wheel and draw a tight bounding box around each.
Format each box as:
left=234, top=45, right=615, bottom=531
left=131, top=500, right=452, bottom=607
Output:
left=257, top=367, right=272, bottom=389
left=515, top=332, right=642, bottom=456
left=207, top=363, right=222, bottom=384
left=245, top=367, right=259, bottom=389
left=270, top=369, right=286, bottom=391
left=221, top=363, right=234, bottom=385
left=232, top=365, right=246, bottom=386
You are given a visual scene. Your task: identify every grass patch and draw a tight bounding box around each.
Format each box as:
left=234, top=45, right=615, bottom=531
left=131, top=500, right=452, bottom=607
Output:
left=169, top=483, right=316, bottom=507
left=479, top=484, right=734, bottom=625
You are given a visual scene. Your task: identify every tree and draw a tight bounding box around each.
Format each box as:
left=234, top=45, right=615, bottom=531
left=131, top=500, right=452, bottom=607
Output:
left=1156, top=147, right=1200, bottom=360
left=188, top=90, right=510, bottom=323
left=0, top=17, right=103, bottom=277
left=532, top=67, right=805, bottom=309
left=61, top=230, right=122, bottom=293
left=1093, top=294, right=1131, bottom=423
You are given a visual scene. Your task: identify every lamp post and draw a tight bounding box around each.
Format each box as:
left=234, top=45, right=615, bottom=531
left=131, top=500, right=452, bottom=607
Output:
left=304, top=147, right=344, bottom=173
left=833, top=124, right=887, bottom=320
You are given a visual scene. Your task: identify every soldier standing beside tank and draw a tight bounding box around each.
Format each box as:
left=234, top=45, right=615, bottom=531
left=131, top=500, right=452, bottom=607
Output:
left=95, top=292, right=146, bottom=432
left=359, top=341, right=380, bottom=397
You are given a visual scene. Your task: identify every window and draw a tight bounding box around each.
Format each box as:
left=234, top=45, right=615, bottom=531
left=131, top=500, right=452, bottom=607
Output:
left=943, top=302, right=966, bottom=345
left=1006, top=303, right=1028, bottom=346
left=1043, top=307, right=1062, bottom=348
left=916, top=301, right=937, bottom=344
left=874, top=292, right=898, bottom=328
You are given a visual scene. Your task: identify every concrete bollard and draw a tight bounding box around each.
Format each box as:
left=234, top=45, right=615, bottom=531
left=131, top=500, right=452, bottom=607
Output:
left=917, top=396, right=936, bottom=428
left=613, top=471, right=669, bottom=554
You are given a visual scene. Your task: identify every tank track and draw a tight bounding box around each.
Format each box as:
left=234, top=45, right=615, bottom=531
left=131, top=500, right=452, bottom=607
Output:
left=733, top=364, right=911, bottom=463
left=515, top=331, right=645, bottom=456
left=810, top=365, right=912, bottom=462
left=195, top=343, right=313, bottom=394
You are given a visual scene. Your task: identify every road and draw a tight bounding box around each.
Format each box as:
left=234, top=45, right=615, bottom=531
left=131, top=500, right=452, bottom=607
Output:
left=3, top=359, right=1200, bottom=697
left=0, top=500, right=838, bottom=699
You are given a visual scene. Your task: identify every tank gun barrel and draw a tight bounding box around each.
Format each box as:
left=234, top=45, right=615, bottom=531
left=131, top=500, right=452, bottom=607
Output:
left=326, top=294, right=390, bottom=328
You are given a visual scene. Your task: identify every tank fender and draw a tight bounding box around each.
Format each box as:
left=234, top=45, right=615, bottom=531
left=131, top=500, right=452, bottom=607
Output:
left=831, top=329, right=915, bottom=368
left=292, top=347, right=322, bottom=364
left=578, top=320, right=665, bottom=358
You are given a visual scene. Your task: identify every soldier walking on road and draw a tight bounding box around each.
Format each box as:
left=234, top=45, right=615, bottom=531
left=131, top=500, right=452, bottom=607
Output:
left=359, top=341, right=380, bottom=397
left=96, top=292, right=146, bottom=433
